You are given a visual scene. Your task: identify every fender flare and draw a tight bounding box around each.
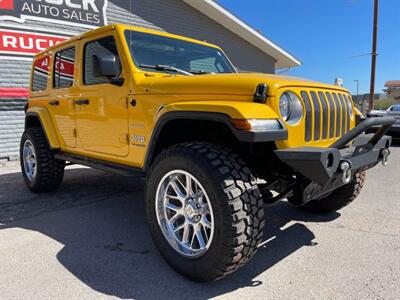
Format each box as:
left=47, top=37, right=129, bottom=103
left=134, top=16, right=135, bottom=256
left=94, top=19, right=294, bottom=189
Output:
left=25, top=107, right=60, bottom=149
left=143, top=110, right=287, bottom=170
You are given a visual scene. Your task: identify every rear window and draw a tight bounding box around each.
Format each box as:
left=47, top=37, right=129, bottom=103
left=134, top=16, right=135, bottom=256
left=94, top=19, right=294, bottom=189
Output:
left=54, top=47, right=76, bottom=89
left=32, top=55, right=50, bottom=91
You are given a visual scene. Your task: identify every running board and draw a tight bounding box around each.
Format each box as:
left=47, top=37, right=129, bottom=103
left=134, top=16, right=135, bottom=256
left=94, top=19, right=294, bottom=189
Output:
left=55, top=152, right=145, bottom=177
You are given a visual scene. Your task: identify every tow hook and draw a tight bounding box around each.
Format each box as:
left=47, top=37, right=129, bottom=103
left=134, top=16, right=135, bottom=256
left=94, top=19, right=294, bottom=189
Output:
left=381, top=149, right=390, bottom=166
left=340, top=161, right=352, bottom=184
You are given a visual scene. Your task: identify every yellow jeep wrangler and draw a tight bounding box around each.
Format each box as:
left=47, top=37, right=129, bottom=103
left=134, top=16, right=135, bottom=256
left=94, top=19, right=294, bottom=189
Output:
left=21, top=24, right=393, bottom=281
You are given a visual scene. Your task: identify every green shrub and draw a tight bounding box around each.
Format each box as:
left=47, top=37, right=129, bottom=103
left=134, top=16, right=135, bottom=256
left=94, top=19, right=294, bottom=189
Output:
left=374, top=99, right=397, bottom=110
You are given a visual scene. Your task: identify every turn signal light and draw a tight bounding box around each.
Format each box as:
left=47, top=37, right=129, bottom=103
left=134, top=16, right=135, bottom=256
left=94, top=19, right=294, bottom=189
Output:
left=231, top=119, right=252, bottom=130
left=231, top=119, right=282, bottom=132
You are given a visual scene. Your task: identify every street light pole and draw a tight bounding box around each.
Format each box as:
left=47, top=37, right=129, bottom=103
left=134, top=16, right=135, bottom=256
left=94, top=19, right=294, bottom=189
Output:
left=369, top=0, right=379, bottom=111
left=354, top=79, right=363, bottom=112
left=354, top=80, right=359, bottom=96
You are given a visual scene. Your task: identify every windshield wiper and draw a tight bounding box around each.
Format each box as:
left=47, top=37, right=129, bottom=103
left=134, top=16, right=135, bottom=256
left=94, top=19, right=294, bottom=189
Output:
left=139, top=64, right=193, bottom=76
left=190, top=70, right=214, bottom=75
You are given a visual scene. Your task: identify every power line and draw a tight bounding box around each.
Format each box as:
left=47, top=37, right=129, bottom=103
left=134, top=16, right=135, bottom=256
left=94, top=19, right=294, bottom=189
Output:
left=346, top=53, right=375, bottom=59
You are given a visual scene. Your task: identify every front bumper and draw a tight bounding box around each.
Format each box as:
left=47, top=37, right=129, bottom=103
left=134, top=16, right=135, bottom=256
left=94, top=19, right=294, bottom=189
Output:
left=275, top=117, right=394, bottom=203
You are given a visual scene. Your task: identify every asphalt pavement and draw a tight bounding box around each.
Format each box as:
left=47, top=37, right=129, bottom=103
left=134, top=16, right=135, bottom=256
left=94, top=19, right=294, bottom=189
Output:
left=0, top=142, right=399, bottom=300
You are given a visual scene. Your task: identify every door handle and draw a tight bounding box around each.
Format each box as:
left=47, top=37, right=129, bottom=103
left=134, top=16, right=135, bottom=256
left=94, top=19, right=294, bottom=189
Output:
left=75, top=99, right=90, bottom=105
left=48, top=100, right=59, bottom=106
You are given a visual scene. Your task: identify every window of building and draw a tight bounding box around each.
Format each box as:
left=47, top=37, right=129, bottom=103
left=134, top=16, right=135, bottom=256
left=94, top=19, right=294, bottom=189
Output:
left=189, top=57, right=225, bottom=73
left=54, top=47, right=75, bottom=89
left=83, top=36, right=121, bottom=85
left=32, top=55, right=50, bottom=91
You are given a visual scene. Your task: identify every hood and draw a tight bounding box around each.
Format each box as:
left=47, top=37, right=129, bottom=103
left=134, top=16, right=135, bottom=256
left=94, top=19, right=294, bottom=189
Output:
left=145, top=73, right=349, bottom=97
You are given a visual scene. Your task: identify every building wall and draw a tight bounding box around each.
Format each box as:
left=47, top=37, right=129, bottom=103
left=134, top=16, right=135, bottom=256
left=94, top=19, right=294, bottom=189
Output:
left=0, top=0, right=276, bottom=160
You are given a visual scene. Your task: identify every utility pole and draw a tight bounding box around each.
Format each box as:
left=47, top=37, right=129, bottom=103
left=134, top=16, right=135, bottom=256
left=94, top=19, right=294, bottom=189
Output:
left=369, top=0, right=379, bottom=111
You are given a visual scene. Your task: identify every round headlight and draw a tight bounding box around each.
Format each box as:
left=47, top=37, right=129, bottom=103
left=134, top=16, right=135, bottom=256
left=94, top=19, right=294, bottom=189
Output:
left=279, top=92, right=290, bottom=121
left=279, top=91, right=303, bottom=124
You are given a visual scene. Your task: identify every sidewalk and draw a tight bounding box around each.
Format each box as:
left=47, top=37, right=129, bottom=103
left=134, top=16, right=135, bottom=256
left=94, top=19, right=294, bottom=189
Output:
left=0, top=160, right=20, bottom=175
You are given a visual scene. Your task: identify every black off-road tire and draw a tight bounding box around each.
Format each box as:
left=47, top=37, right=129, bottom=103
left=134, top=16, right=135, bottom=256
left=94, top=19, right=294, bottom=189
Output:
left=20, top=127, right=65, bottom=192
left=146, top=143, right=265, bottom=282
left=295, top=171, right=366, bottom=214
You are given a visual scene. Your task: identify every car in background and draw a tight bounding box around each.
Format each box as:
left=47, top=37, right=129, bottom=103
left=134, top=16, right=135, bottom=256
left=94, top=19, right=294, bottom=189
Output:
left=368, top=104, right=400, bottom=137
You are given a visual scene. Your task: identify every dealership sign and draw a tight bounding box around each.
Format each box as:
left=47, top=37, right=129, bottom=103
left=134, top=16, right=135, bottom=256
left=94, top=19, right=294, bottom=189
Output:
left=0, top=0, right=108, bottom=28
left=0, top=28, right=68, bottom=58
left=0, top=0, right=109, bottom=60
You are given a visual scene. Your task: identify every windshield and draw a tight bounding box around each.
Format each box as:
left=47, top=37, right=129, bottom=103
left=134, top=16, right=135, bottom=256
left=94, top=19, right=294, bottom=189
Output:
left=124, top=30, right=236, bottom=74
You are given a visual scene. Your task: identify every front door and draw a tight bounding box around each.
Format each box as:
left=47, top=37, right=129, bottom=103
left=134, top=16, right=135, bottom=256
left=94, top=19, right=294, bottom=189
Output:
left=76, top=34, right=129, bottom=157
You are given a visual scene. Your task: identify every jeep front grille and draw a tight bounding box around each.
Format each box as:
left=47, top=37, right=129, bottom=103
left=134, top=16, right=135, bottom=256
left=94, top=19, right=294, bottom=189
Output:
left=300, top=90, right=353, bottom=142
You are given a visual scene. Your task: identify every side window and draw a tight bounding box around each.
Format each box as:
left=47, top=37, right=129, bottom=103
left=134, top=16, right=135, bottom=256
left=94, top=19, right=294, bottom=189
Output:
left=32, top=55, right=50, bottom=91
left=84, top=36, right=120, bottom=85
left=392, top=106, right=400, bottom=112
left=54, top=47, right=76, bottom=89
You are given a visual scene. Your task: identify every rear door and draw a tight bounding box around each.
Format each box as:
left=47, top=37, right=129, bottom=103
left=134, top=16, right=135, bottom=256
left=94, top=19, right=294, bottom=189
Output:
left=75, top=33, right=129, bottom=157
left=48, top=45, right=78, bottom=148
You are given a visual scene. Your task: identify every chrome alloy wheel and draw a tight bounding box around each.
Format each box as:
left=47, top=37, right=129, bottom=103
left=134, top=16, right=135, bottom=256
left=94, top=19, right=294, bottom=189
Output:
left=23, top=140, right=37, bottom=181
left=155, top=170, right=215, bottom=258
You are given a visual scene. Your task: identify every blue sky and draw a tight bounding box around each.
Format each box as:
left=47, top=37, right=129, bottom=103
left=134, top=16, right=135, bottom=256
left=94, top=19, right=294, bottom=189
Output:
left=219, top=0, right=400, bottom=95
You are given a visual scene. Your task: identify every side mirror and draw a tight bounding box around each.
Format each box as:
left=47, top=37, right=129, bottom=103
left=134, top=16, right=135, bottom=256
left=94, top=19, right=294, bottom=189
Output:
left=93, top=53, right=121, bottom=78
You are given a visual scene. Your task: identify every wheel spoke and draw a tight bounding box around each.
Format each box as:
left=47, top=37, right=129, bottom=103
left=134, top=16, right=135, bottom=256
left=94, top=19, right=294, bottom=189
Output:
left=176, top=175, right=190, bottom=196
left=166, top=202, right=181, bottom=212
left=190, top=230, right=196, bottom=248
left=185, top=174, right=194, bottom=195
left=201, top=215, right=212, bottom=229
left=182, top=223, right=191, bottom=244
left=201, top=203, right=209, bottom=214
left=168, top=212, right=182, bottom=224
left=173, top=222, right=185, bottom=233
left=201, top=223, right=209, bottom=241
left=165, top=194, right=182, bottom=201
left=170, top=178, right=186, bottom=199
left=194, top=225, right=206, bottom=248
left=197, top=190, right=204, bottom=202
